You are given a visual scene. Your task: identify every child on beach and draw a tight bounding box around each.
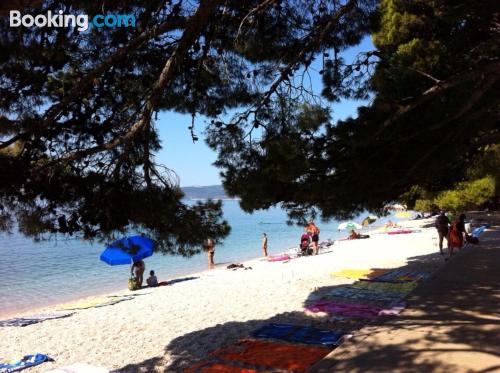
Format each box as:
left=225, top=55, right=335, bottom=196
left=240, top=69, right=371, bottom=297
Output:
left=147, top=270, right=158, bottom=287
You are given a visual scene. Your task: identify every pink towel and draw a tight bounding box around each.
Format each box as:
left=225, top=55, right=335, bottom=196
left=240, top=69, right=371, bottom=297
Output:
left=305, top=300, right=382, bottom=319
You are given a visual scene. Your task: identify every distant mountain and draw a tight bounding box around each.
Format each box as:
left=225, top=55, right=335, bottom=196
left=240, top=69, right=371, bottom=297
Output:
left=181, top=185, right=232, bottom=200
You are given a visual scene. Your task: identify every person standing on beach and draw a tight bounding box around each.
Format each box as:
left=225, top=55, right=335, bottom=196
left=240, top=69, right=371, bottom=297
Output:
left=205, top=238, right=215, bottom=268
left=306, top=221, right=320, bottom=255
left=435, top=211, right=451, bottom=256
left=262, top=233, right=268, bottom=257
left=448, top=214, right=469, bottom=259
left=131, top=260, right=145, bottom=287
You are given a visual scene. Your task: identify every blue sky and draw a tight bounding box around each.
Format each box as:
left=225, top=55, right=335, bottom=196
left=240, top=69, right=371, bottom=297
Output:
left=155, top=36, right=374, bottom=187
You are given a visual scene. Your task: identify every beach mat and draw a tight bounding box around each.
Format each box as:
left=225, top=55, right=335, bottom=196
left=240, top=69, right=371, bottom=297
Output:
left=0, top=353, right=52, bottom=372
left=267, top=254, right=290, bottom=262
left=212, top=339, right=330, bottom=372
left=251, top=323, right=344, bottom=347
left=315, top=286, right=406, bottom=304
left=45, top=363, right=109, bottom=373
left=59, top=296, right=133, bottom=310
left=370, top=268, right=430, bottom=283
left=305, top=300, right=405, bottom=319
left=331, top=268, right=389, bottom=279
left=350, top=280, right=417, bottom=293
left=0, top=312, right=74, bottom=327
left=184, top=361, right=260, bottom=373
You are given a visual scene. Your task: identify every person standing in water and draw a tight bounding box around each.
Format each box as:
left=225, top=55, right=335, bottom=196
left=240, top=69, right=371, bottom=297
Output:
left=131, top=260, right=145, bottom=288
left=262, top=233, right=268, bottom=257
left=205, top=238, right=215, bottom=268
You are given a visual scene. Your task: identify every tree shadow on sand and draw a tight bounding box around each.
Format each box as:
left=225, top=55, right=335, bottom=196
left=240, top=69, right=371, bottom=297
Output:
left=116, top=233, right=499, bottom=372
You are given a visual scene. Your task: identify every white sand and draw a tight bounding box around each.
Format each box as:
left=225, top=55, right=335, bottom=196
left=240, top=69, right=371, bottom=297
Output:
left=0, top=219, right=442, bottom=372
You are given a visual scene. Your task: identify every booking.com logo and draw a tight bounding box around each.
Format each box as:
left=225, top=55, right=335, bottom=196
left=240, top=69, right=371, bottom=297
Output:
left=9, top=10, right=136, bottom=31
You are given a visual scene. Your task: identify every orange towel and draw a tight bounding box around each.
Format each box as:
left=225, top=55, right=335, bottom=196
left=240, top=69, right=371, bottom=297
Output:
left=213, top=339, right=330, bottom=372
left=185, top=361, right=259, bottom=373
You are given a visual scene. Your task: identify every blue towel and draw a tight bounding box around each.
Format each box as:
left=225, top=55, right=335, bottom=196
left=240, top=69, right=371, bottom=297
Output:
left=0, top=353, right=52, bottom=372
left=472, top=225, right=487, bottom=237
left=252, top=323, right=344, bottom=346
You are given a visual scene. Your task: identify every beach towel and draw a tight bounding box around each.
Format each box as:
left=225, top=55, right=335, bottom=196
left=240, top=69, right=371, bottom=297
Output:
left=0, top=312, right=74, bottom=327
left=306, top=300, right=405, bottom=318
left=387, top=229, right=417, bottom=235
left=45, top=363, right=109, bottom=373
left=251, top=323, right=344, bottom=347
left=350, top=281, right=417, bottom=293
left=331, top=268, right=389, bottom=279
left=472, top=225, right=487, bottom=237
left=316, top=286, right=406, bottom=304
left=184, top=361, right=259, bottom=373
left=378, top=302, right=406, bottom=316
left=267, top=254, right=290, bottom=262
left=305, top=300, right=383, bottom=319
left=212, top=339, right=329, bottom=373
left=0, top=353, right=52, bottom=372
left=371, top=268, right=430, bottom=283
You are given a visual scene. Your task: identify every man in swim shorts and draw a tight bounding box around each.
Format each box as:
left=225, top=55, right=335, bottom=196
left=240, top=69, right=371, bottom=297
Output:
left=435, top=211, right=450, bottom=256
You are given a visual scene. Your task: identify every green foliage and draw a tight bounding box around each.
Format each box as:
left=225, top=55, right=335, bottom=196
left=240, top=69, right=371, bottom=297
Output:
left=0, top=0, right=377, bottom=252
left=415, top=177, right=495, bottom=212
left=208, top=0, right=498, bottom=222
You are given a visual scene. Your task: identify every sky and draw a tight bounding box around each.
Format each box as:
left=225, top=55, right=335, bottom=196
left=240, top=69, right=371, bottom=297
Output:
left=155, top=36, right=375, bottom=187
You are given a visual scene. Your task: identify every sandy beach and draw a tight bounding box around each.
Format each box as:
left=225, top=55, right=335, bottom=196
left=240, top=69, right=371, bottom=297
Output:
left=0, top=218, right=443, bottom=372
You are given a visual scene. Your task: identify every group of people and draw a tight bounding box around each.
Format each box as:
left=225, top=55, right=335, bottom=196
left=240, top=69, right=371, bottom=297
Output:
left=435, top=212, right=471, bottom=259
left=299, top=221, right=321, bottom=255
left=130, top=260, right=159, bottom=289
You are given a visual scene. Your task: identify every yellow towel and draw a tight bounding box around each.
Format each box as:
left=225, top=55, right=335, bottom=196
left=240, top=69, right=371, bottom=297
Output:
left=331, top=268, right=388, bottom=279
left=59, top=297, right=112, bottom=310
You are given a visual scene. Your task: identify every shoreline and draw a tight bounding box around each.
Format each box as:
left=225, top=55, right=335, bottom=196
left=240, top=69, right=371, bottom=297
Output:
left=0, top=218, right=425, bottom=320
left=0, top=218, right=444, bottom=372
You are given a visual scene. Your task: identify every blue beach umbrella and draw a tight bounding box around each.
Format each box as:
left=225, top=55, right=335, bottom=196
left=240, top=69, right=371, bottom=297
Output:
left=100, top=235, right=156, bottom=265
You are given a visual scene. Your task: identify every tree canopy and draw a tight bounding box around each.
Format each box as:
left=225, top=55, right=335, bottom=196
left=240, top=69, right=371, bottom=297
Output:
left=0, top=0, right=498, bottom=253
left=0, top=0, right=377, bottom=253
left=208, top=0, right=499, bottom=220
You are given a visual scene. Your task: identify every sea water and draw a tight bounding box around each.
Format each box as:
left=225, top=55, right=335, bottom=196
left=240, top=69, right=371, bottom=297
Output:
left=0, top=200, right=393, bottom=315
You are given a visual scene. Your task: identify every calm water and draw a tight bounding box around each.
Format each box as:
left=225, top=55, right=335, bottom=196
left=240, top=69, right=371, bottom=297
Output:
left=0, top=200, right=399, bottom=315
left=0, top=201, right=348, bottom=315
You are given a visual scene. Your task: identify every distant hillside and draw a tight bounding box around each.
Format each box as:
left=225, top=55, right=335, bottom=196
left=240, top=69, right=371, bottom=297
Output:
left=181, top=185, right=231, bottom=200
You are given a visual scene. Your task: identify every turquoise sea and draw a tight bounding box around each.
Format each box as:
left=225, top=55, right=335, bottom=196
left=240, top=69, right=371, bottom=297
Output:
left=0, top=200, right=395, bottom=316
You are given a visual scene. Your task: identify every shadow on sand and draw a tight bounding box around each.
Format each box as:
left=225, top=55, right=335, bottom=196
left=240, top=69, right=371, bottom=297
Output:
left=115, top=233, right=499, bottom=372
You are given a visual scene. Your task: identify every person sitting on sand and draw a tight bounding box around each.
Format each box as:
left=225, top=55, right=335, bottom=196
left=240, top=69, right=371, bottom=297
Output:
left=146, top=270, right=158, bottom=287
left=385, top=220, right=395, bottom=229
left=131, top=260, right=145, bottom=288
left=349, top=230, right=361, bottom=240
left=300, top=233, right=311, bottom=255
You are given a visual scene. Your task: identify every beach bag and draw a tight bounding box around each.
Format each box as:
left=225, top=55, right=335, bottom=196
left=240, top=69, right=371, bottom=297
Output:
left=128, top=277, right=139, bottom=291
